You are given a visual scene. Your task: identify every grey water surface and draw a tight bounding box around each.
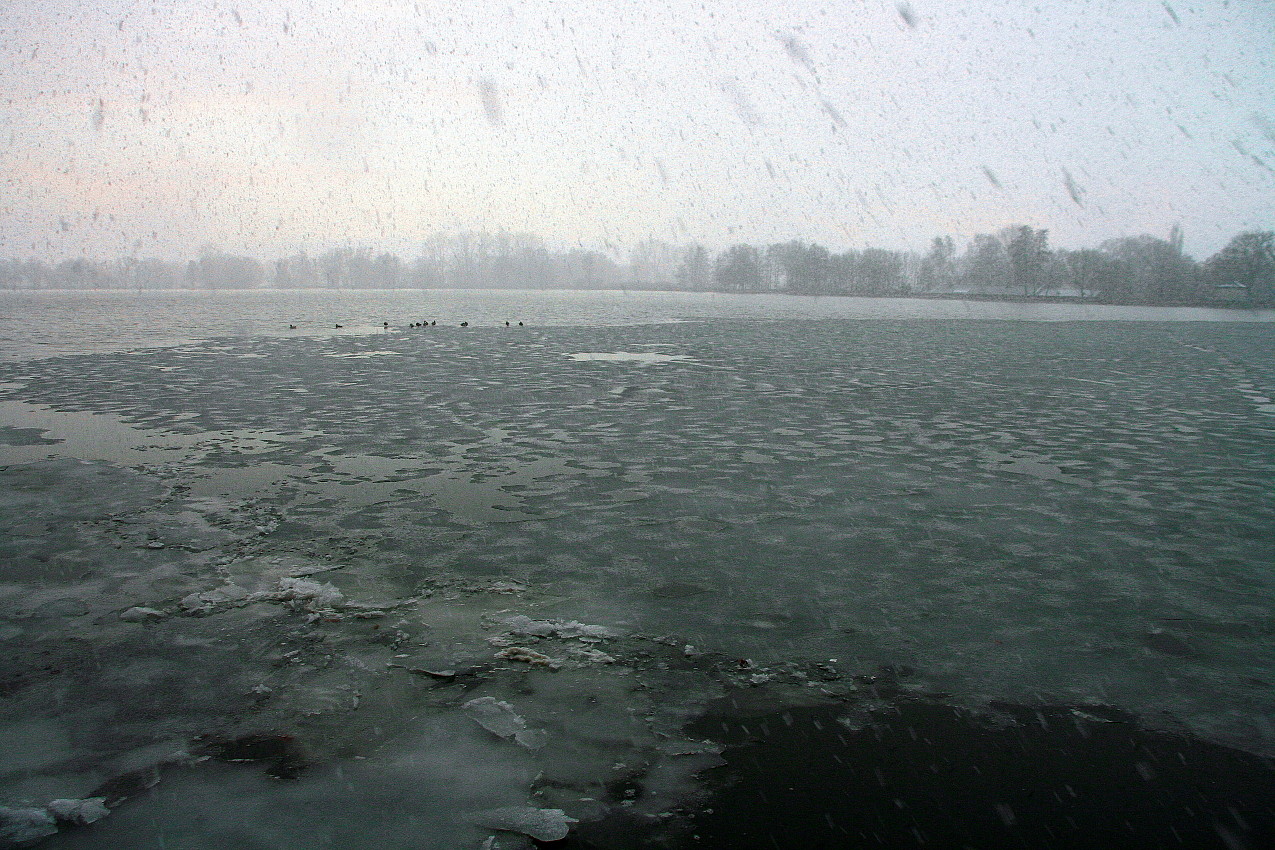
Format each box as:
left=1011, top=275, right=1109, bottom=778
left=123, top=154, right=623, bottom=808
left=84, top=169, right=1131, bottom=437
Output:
left=1, top=290, right=1273, bottom=848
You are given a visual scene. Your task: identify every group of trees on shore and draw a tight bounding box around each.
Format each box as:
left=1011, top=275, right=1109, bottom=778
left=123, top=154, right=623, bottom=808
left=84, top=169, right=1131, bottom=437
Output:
left=707, top=226, right=1274, bottom=306
left=2, top=226, right=1272, bottom=306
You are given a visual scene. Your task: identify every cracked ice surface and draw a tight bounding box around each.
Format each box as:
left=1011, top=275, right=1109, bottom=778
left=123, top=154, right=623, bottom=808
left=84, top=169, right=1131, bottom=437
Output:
left=1, top=310, right=1273, bottom=845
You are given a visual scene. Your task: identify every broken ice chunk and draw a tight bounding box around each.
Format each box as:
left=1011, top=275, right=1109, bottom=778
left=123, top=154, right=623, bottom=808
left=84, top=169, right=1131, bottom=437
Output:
left=499, top=616, right=556, bottom=637
left=479, top=834, right=535, bottom=850
left=501, top=615, right=619, bottom=640
left=244, top=577, right=345, bottom=613
left=119, top=606, right=167, bottom=623
left=495, top=646, right=556, bottom=666
left=470, top=806, right=578, bottom=842
left=488, top=581, right=526, bottom=593
left=0, top=806, right=58, bottom=846
left=274, top=577, right=344, bottom=609
left=46, top=797, right=109, bottom=825
left=206, top=584, right=250, bottom=603
left=463, top=696, right=527, bottom=738
left=462, top=697, right=546, bottom=749
left=568, top=647, right=615, bottom=665
left=179, top=583, right=250, bottom=613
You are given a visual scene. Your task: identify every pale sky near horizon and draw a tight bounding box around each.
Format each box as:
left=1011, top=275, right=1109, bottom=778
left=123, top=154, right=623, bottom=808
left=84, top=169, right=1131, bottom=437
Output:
left=1, top=0, right=1272, bottom=263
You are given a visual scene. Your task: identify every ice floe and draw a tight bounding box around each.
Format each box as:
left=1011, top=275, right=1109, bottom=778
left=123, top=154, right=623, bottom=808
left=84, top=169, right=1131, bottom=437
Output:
left=462, top=697, right=547, bottom=750
left=118, top=606, right=167, bottom=623
left=45, top=796, right=109, bottom=825
left=469, top=806, right=578, bottom=841
left=0, top=807, right=57, bottom=847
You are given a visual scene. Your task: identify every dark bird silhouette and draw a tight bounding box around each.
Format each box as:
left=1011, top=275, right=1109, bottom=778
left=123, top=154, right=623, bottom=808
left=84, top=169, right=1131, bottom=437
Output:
left=460, top=321, right=468, bottom=327
left=334, top=324, right=343, bottom=329
left=288, top=324, right=297, bottom=329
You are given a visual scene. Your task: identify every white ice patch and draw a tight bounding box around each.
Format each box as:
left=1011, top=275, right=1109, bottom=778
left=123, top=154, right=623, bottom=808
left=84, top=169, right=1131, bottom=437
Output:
left=565, top=352, right=693, bottom=365
left=499, top=615, right=620, bottom=640
left=177, top=577, right=345, bottom=616
left=267, top=577, right=345, bottom=610
left=119, top=606, right=168, bottom=623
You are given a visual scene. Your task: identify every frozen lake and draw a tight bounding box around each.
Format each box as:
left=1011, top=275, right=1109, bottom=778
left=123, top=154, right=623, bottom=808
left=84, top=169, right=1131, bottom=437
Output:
left=2, top=289, right=1274, bottom=847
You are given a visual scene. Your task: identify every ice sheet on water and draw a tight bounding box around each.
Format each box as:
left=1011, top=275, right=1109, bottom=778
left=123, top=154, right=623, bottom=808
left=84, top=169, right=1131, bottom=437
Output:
left=41, top=714, right=545, bottom=849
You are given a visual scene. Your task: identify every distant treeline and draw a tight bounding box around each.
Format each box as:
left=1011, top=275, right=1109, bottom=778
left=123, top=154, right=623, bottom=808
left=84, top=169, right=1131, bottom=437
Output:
left=2, top=227, right=1272, bottom=306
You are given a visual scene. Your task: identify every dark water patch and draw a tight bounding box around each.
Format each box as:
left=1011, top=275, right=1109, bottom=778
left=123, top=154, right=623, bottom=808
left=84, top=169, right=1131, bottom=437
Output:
left=668, top=694, right=1275, bottom=849
left=652, top=582, right=712, bottom=600
left=1141, top=628, right=1201, bottom=658
left=196, top=732, right=310, bottom=780
left=0, top=425, right=58, bottom=446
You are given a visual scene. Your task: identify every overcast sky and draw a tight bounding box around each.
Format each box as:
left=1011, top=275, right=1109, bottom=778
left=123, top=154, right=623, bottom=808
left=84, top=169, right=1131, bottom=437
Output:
left=1, top=0, right=1272, bottom=262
